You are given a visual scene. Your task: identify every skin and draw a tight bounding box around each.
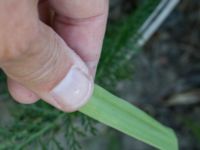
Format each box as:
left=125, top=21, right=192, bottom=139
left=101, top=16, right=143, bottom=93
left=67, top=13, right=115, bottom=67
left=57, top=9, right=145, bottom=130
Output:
left=0, top=0, right=108, bottom=111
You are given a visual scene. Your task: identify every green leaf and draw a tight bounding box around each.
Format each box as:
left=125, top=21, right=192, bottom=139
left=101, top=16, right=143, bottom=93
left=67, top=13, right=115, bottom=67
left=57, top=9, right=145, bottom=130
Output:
left=80, top=85, right=178, bottom=150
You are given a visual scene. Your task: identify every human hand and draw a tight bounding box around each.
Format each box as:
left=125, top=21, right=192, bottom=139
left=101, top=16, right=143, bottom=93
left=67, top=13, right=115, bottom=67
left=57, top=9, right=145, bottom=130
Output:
left=0, top=0, right=108, bottom=112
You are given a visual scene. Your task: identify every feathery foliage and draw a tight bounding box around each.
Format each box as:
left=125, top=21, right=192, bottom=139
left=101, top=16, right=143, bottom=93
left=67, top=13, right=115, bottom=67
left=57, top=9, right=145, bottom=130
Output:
left=0, top=0, right=164, bottom=149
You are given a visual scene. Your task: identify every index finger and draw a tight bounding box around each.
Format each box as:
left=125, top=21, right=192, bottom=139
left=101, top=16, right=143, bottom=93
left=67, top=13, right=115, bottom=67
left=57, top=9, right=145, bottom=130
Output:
left=49, top=0, right=109, bottom=76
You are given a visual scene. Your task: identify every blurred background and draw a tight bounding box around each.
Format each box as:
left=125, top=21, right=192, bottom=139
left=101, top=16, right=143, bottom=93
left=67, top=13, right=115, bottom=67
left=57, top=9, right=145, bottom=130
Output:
left=0, top=0, right=200, bottom=149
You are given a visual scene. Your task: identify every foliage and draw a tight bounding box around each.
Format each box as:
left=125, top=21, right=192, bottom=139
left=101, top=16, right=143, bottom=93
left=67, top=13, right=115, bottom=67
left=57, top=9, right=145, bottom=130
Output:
left=97, top=0, right=160, bottom=91
left=0, top=0, right=164, bottom=150
left=81, top=85, right=178, bottom=150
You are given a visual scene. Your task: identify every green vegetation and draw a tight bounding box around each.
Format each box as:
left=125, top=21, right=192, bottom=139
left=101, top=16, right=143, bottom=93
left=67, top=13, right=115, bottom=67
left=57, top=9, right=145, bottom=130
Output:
left=81, top=85, right=178, bottom=150
left=0, top=0, right=178, bottom=149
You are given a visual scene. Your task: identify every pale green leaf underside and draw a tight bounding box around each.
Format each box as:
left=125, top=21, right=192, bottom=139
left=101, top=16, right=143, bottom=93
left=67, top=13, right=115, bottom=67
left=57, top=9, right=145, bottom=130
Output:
left=80, top=85, right=178, bottom=150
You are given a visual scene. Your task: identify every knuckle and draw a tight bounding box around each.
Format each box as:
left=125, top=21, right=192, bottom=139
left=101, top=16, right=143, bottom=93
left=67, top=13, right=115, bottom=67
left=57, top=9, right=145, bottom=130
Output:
left=0, top=25, right=39, bottom=62
left=0, top=1, right=39, bottom=62
left=51, top=0, right=108, bottom=19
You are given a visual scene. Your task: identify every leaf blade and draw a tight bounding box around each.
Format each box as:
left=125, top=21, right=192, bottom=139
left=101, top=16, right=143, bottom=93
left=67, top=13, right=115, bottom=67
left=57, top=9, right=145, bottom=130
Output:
left=80, top=85, right=178, bottom=150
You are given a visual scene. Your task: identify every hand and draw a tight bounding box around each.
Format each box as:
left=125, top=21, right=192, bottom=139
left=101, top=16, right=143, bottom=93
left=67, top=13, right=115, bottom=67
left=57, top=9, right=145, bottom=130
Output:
left=0, top=0, right=108, bottom=112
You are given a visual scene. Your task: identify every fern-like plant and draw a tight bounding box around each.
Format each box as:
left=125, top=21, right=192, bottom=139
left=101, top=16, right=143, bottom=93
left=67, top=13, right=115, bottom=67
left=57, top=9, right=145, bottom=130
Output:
left=0, top=0, right=178, bottom=150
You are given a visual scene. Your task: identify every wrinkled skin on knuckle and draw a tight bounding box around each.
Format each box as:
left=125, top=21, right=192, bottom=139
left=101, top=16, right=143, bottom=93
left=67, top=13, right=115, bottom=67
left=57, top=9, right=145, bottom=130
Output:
left=0, top=0, right=39, bottom=62
left=50, top=0, right=108, bottom=19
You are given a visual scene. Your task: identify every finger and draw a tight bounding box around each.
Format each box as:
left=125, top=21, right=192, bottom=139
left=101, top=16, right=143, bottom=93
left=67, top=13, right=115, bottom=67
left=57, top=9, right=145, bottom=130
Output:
left=7, top=0, right=50, bottom=104
left=7, top=78, right=39, bottom=104
left=38, top=0, right=51, bottom=24
left=1, top=22, right=93, bottom=112
left=49, top=0, right=109, bottom=76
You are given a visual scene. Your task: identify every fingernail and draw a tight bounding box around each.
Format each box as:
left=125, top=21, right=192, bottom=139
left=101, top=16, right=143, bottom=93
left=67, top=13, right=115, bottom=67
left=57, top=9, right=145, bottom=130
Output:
left=50, top=66, right=93, bottom=112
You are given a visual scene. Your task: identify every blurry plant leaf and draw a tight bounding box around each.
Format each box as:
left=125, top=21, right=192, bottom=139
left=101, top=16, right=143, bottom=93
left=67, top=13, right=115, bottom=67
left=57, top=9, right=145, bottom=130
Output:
left=81, top=85, right=178, bottom=150
left=184, top=118, right=200, bottom=142
left=97, top=0, right=160, bottom=89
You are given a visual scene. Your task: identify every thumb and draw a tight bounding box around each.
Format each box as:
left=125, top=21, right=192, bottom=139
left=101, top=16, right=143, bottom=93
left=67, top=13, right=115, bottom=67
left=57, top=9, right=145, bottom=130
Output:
left=1, top=23, right=93, bottom=112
